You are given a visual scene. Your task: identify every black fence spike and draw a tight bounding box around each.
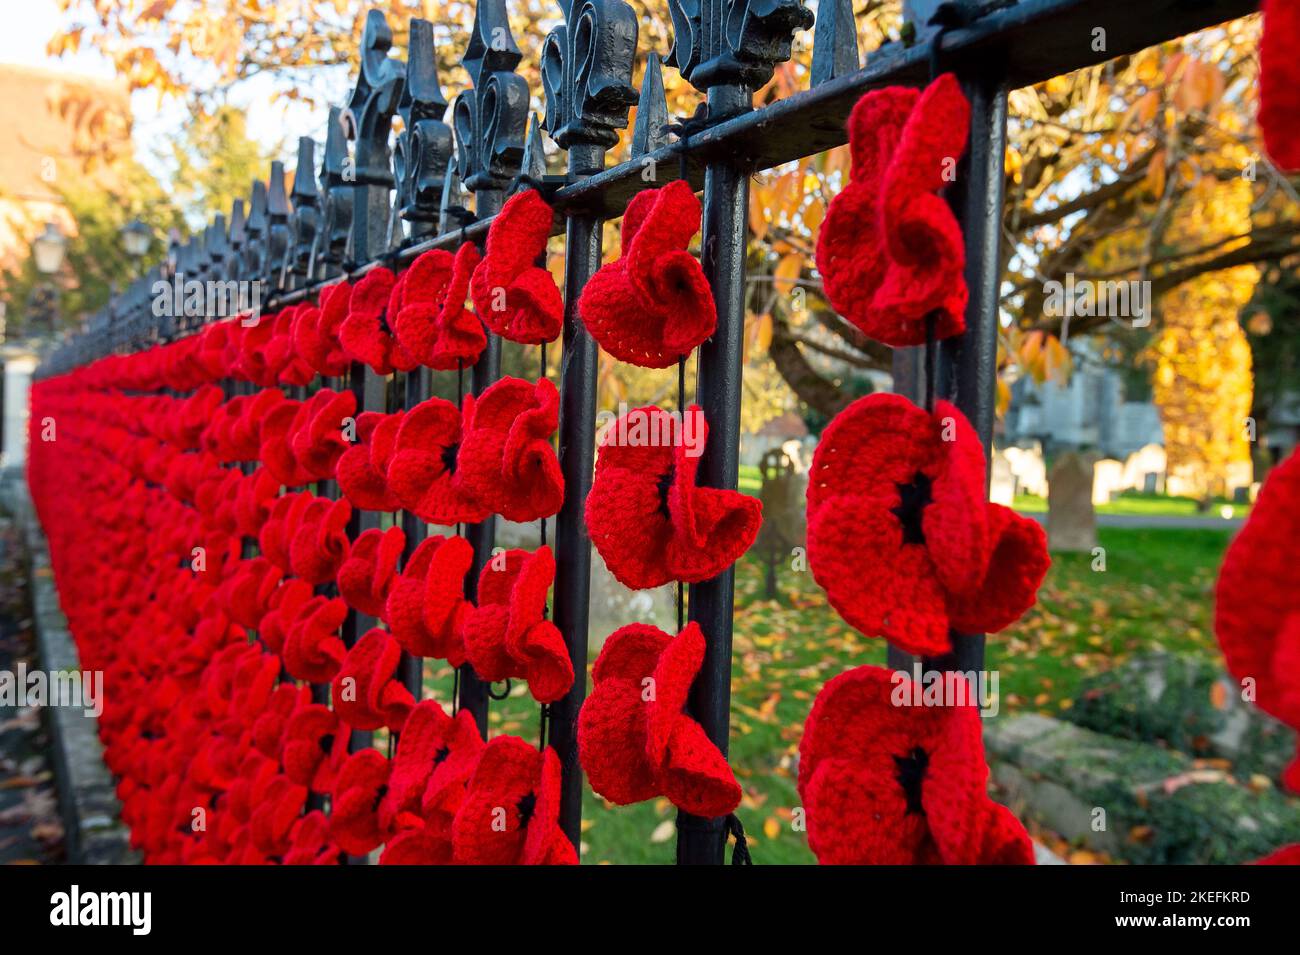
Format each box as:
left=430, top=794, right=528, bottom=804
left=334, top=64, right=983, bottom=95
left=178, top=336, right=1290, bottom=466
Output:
left=631, top=51, right=671, bottom=158
left=810, top=0, right=860, bottom=88
left=288, top=137, right=320, bottom=287
left=541, top=0, right=639, bottom=150
left=396, top=17, right=452, bottom=240
left=668, top=0, right=813, bottom=91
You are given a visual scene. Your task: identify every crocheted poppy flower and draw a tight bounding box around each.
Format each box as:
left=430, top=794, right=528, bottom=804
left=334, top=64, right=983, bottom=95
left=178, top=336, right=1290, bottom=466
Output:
left=450, top=736, right=576, bottom=865
left=280, top=589, right=348, bottom=684
left=259, top=400, right=316, bottom=488
left=1215, top=450, right=1300, bottom=792
left=387, top=397, right=491, bottom=525
left=806, top=393, right=1048, bottom=657
left=578, top=621, right=740, bottom=817
left=377, top=700, right=450, bottom=834
left=816, top=73, right=971, bottom=347
left=292, top=282, right=352, bottom=378
left=385, top=534, right=473, bottom=664
left=284, top=810, right=341, bottom=865
left=289, top=388, right=356, bottom=481
left=462, top=546, right=573, bottom=704
left=339, top=268, right=419, bottom=374
left=586, top=404, right=761, bottom=589
left=283, top=703, right=347, bottom=793
left=1256, top=844, right=1300, bottom=865
left=332, top=628, right=415, bottom=733
left=579, top=180, right=716, bottom=367
left=288, top=496, right=352, bottom=586
left=798, top=665, right=1034, bottom=865
left=456, top=377, right=564, bottom=523
left=394, top=242, right=487, bottom=370
left=336, top=411, right=404, bottom=512
left=470, top=189, right=563, bottom=344
left=1260, top=0, right=1300, bottom=173
left=330, top=748, right=391, bottom=856
left=338, top=526, right=406, bottom=618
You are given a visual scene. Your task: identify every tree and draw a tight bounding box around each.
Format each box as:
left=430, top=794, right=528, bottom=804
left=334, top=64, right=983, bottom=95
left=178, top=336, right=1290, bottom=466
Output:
left=167, top=106, right=278, bottom=225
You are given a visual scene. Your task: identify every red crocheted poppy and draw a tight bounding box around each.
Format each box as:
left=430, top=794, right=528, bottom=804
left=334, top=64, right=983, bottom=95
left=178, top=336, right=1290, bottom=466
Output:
left=1256, top=844, right=1300, bottom=865
left=267, top=307, right=315, bottom=387
left=377, top=700, right=449, bottom=835
left=330, top=748, right=391, bottom=856
left=280, top=590, right=348, bottom=684
left=798, top=665, right=1033, bottom=865
left=1261, top=0, right=1300, bottom=172
left=292, top=281, right=352, bottom=378
left=450, top=736, right=576, bottom=865
left=338, top=526, right=406, bottom=618
left=579, top=180, right=716, bottom=367
left=586, top=404, right=761, bottom=589
left=456, top=377, right=564, bottom=522
left=1215, top=450, right=1300, bottom=792
left=332, top=628, right=415, bottom=733
left=470, top=189, right=563, bottom=344
left=289, top=388, right=356, bottom=481
left=250, top=681, right=307, bottom=761
left=339, top=268, right=419, bottom=374
left=249, top=772, right=308, bottom=856
left=462, top=546, right=573, bottom=704
left=288, top=496, right=352, bottom=586
left=259, top=400, right=315, bottom=488
left=222, top=556, right=283, bottom=630
left=816, top=73, right=970, bottom=347
left=385, top=534, right=473, bottom=665
left=806, top=393, right=1048, bottom=657
left=336, top=411, right=404, bottom=512
left=578, top=621, right=740, bottom=817
left=283, top=703, right=347, bottom=794
left=387, top=397, right=491, bottom=525
left=284, top=810, right=341, bottom=865
left=394, top=242, right=487, bottom=370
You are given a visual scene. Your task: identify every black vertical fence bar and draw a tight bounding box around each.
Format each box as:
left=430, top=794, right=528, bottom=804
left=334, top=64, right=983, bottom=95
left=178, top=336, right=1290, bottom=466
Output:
left=678, top=82, right=752, bottom=866
left=458, top=186, right=502, bottom=735
left=398, top=365, right=428, bottom=701
left=550, top=140, right=603, bottom=846
left=887, top=63, right=1010, bottom=678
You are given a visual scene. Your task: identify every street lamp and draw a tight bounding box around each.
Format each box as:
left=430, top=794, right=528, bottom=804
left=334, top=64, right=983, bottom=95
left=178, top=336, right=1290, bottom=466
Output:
left=121, top=219, right=152, bottom=260
left=32, top=222, right=66, bottom=275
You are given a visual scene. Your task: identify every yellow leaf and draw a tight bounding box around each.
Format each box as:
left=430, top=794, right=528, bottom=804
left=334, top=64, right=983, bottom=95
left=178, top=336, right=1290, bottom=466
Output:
left=772, top=253, right=803, bottom=295
left=650, top=819, right=675, bottom=843
left=763, top=817, right=781, bottom=840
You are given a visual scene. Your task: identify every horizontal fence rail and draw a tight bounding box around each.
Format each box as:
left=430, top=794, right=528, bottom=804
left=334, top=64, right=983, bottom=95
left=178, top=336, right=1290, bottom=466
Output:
left=36, top=0, right=1257, bottom=865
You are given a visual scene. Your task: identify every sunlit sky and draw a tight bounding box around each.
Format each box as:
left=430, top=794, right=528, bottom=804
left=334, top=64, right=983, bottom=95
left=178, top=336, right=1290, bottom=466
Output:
left=0, top=0, right=340, bottom=197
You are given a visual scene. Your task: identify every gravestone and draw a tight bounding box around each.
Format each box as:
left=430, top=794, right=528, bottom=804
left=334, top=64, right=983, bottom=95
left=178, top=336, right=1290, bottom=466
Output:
left=754, top=447, right=807, bottom=598
left=1047, top=451, right=1097, bottom=552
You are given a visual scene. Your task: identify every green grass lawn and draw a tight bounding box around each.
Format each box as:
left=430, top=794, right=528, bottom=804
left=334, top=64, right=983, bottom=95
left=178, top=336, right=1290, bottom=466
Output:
left=425, top=525, right=1233, bottom=864
left=1013, top=491, right=1250, bottom=519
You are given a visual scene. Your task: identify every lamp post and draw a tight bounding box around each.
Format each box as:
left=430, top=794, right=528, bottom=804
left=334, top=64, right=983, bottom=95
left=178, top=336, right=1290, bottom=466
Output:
left=121, top=219, right=152, bottom=274
left=29, top=222, right=66, bottom=339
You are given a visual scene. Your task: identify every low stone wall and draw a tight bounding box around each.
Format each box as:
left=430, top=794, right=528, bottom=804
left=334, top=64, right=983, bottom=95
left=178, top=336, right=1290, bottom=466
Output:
left=2, top=470, right=136, bottom=864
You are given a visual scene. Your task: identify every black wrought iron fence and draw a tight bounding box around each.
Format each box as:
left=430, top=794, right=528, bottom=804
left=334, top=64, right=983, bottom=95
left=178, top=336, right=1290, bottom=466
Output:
left=38, top=0, right=1259, bottom=864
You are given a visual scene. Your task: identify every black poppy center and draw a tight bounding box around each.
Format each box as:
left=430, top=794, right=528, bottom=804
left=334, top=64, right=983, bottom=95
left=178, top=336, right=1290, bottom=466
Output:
left=378, top=308, right=393, bottom=336
left=655, top=462, right=675, bottom=521
left=517, top=791, right=537, bottom=827
left=371, top=783, right=389, bottom=813
left=432, top=745, right=451, bottom=766
left=441, top=442, right=460, bottom=475
left=893, top=746, right=930, bottom=816
left=891, top=471, right=933, bottom=545
left=318, top=732, right=334, bottom=754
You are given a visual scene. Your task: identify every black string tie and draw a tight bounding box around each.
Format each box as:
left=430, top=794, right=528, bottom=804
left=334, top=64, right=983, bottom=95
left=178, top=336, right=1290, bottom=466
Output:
left=726, top=814, right=753, bottom=865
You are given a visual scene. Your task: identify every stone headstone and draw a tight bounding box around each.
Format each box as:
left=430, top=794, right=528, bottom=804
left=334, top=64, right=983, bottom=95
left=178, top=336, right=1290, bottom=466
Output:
left=1047, top=451, right=1097, bottom=552
left=754, top=448, right=807, bottom=597
left=989, top=450, right=1015, bottom=506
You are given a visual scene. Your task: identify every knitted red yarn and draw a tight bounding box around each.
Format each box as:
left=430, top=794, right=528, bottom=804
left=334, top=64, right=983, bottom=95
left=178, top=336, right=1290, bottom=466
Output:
left=337, top=526, right=406, bottom=618
left=798, top=665, right=1034, bottom=865
left=387, top=397, right=491, bottom=525
left=336, top=410, right=404, bottom=511
left=385, top=534, right=473, bottom=665
left=1215, top=449, right=1300, bottom=792
left=806, top=392, right=1048, bottom=656
left=470, top=189, right=563, bottom=344
left=455, top=377, right=564, bottom=522
left=578, top=622, right=741, bottom=817
left=1260, top=0, right=1300, bottom=173
left=579, top=180, right=716, bottom=367
left=393, top=242, right=487, bottom=370
left=339, top=267, right=419, bottom=374
left=330, top=749, right=391, bottom=856
left=331, top=628, right=415, bottom=733
left=462, top=546, right=573, bottom=704
left=292, top=281, right=352, bottom=377
left=450, top=736, right=577, bottom=865
left=816, top=73, right=970, bottom=347
left=1255, top=844, right=1300, bottom=865
left=586, top=404, right=761, bottom=589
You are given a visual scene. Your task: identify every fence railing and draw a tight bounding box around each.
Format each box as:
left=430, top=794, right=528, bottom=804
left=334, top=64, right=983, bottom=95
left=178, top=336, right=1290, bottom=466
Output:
left=38, top=0, right=1258, bottom=864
